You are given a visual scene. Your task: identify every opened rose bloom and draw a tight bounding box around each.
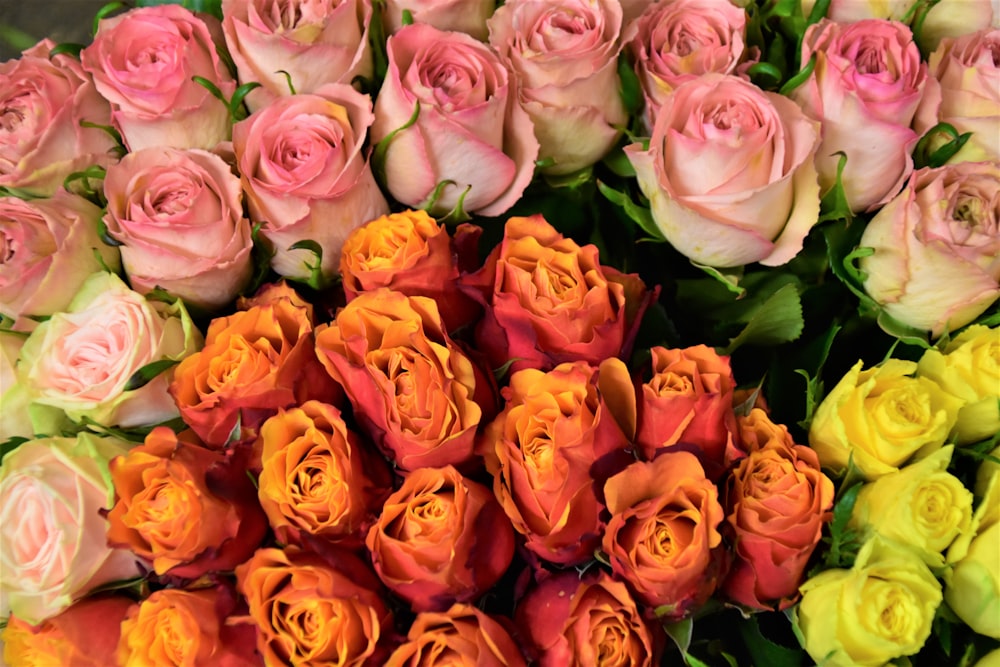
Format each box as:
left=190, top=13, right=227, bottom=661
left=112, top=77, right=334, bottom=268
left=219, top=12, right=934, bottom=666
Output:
left=222, top=0, right=374, bottom=112
left=0, top=190, right=121, bottom=328
left=515, top=570, right=659, bottom=667
left=481, top=359, right=634, bottom=565
left=236, top=546, right=392, bottom=666
left=602, top=450, right=726, bottom=620
left=386, top=603, right=525, bottom=667
left=315, top=288, right=493, bottom=471
left=0, top=433, right=140, bottom=625
left=626, top=74, right=820, bottom=268
left=381, top=0, right=496, bottom=39
left=81, top=4, right=236, bottom=152
left=256, top=400, right=392, bottom=546
left=366, top=465, right=515, bottom=612
left=372, top=23, right=539, bottom=216
left=0, top=39, right=117, bottom=196
left=105, top=427, right=268, bottom=578
left=234, top=83, right=389, bottom=281
left=463, top=214, right=650, bottom=374
left=488, top=0, right=627, bottom=175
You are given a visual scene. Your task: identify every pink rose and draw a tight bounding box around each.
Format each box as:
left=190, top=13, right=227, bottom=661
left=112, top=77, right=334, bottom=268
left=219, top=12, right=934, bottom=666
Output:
left=81, top=5, right=236, bottom=152
left=372, top=23, right=539, bottom=217
left=0, top=190, right=121, bottom=328
left=791, top=19, right=929, bottom=212
left=103, top=147, right=253, bottom=311
left=234, top=84, right=389, bottom=281
left=382, top=0, right=496, bottom=40
left=221, top=0, right=375, bottom=113
left=0, top=40, right=117, bottom=196
left=624, top=0, right=752, bottom=130
left=488, top=0, right=627, bottom=175
left=626, top=74, right=820, bottom=268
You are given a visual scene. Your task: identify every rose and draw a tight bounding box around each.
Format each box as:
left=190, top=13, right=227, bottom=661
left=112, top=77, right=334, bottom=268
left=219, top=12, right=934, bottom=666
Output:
left=790, top=19, right=929, bottom=213
left=514, top=570, right=659, bottom=667
left=81, top=5, right=235, bottom=152
left=386, top=603, right=526, bottom=667
left=481, top=360, right=634, bottom=565
left=0, top=331, right=31, bottom=440
left=236, top=546, right=392, bottom=667
left=721, top=439, right=834, bottom=609
left=256, top=400, right=392, bottom=546
left=1, top=596, right=132, bottom=667
left=371, top=23, right=539, bottom=217
left=233, top=84, right=389, bottom=281
left=102, top=147, right=253, bottom=312
left=0, top=433, right=140, bottom=624
left=339, top=210, right=481, bottom=331
left=626, top=73, right=821, bottom=268
left=857, top=161, right=1000, bottom=335
left=633, top=344, right=742, bottom=481
left=381, top=0, right=496, bottom=39
left=797, top=537, right=943, bottom=666
left=602, top=450, right=726, bottom=619
left=462, top=214, right=651, bottom=374
left=314, top=289, right=493, bottom=471
left=0, top=190, right=120, bottom=328
left=116, top=586, right=259, bottom=666
left=736, top=406, right=795, bottom=452
left=221, top=0, right=374, bottom=112
left=974, top=649, right=1000, bottom=667
left=0, top=40, right=117, bottom=197
left=366, top=465, right=515, bottom=612
left=17, top=271, right=201, bottom=430
left=849, top=446, right=973, bottom=567
left=169, top=286, right=339, bottom=448
left=624, top=0, right=752, bottom=129
left=808, top=359, right=963, bottom=480
left=487, top=0, right=627, bottom=175
left=105, top=427, right=268, bottom=578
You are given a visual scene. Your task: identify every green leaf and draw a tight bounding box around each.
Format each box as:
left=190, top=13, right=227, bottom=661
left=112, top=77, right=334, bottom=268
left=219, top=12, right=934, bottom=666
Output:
left=287, top=239, right=328, bottom=290
left=275, top=71, right=297, bottom=95
left=145, top=286, right=179, bottom=305
left=93, top=1, right=127, bottom=36
left=0, top=437, right=30, bottom=463
left=401, top=8, right=414, bottom=25
left=0, top=186, right=43, bottom=200
left=596, top=181, right=665, bottom=242
left=720, top=283, right=804, bottom=354
left=64, top=165, right=109, bottom=205
left=436, top=184, right=473, bottom=225
left=817, top=152, right=853, bottom=224
left=805, top=0, right=832, bottom=24
left=602, top=146, right=636, bottom=178
left=136, top=0, right=224, bottom=20
left=913, top=122, right=971, bottom=169
left=617, top=55, right=644, bottom=117
left=691, top=262, right=746, bottom=298
left=794, top=323, right=841, bottom=429
left=493, top=358, right=522, bottom=383
left=373, top=101, right=420, bottom=184
left=225, top=413, right=243, bottom=446
left=124, top=359, right=179, bottom=392
left=822, top=479, right=864, bottom=568
left=229, top=82, right=263, bottom=121
left=778, top=54, right=816, bottom=97
left=49, top=42, right=85, bottom=59
left=97, top=218, right=125, bottom=247
left=738, top=614, right=807, bottom=667
left=749, top=61, right=783, bottom=89
left=663, top=617, right=713, bottom=667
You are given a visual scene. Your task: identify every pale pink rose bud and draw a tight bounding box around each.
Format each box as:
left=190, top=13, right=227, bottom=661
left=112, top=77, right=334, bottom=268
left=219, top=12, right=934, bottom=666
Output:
left=381, top=0, right=497, bottom=40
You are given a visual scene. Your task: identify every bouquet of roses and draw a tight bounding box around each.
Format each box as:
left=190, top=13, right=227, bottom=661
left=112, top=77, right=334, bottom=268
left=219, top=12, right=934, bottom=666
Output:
left=0, top=0, right=997, bottom=665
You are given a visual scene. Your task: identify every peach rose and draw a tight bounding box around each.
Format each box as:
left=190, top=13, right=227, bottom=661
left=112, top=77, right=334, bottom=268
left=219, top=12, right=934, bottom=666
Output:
left=105, top=427, right=268, bottom=578
left=366, top=465, right=515, bottom=612
left=488, top=0, right=627, bottom=175
left=236, top=546, right=392, bottom=667
left=81, top=5, right=236, bottom=152
left=372, top=23, right=539, bottom=217
left=315, top=289, right=493, bottom=471
left=626, top=74, right=821, bottom=267
left=381, top=0, right=496, bottom=39
left=0, top=190, right=120, bottom=328
left=602, top=450, right=726, bottom=619
left=234, top=84, right=389, bottom=281
left=221, top=0, right=374, bottom=112
left=386, top=604, right=526, bottom=667
left=102, top=147, right=253, bottom=312
left=0, top=39, right=117, bottom=197
left=256, top=400, right=392, bottom=547
left=0, top=434, right=140, bottom=625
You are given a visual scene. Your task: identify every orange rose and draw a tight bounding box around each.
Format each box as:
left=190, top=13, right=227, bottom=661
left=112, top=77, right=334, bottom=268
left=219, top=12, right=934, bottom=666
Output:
left=482, top=359, right=634, bottom=565
left=602, top=451, right=726, bottom=619
left=461, top=214, right=652, bottom=374
left=1, top=597, right=132, bottom=667
left=236, top=546, right=392, bottom=667
left=106, top=427, right=268, bottom=578
left=315, top=289, right=495, bottom=471
left=170, top=289, right=339, bottom=447
left=736, top=407, right=794, bottom=451
left=340, top=210, right=481, bottom=331
left=634, top=345, right=743, bottom=480
left=385, top=603, right=526, bottom=667
left=117, top=586, right=259, bottom=666
left=366, top=465, right=515, bottom=612
left=256, top=400, right=392, bottom=547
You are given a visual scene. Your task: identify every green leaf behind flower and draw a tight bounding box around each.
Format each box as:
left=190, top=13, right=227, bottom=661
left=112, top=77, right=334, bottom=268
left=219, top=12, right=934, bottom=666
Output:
left=123, top=359, right=179, bottom=392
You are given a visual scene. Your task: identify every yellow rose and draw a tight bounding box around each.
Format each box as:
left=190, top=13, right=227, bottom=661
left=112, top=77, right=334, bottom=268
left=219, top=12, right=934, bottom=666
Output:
left=917, top=324, right=1000, bottom=445
left=797, top=537, right=943, bottom=666
left=809, top=359, right=963, bottom=480
left=849, top=446, right=974, bottom=566
left=973, top=648, right=1000, bottom=667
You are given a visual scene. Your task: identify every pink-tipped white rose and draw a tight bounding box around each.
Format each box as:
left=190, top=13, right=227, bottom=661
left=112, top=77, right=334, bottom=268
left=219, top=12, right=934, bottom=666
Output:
left=381, top=0, right=496, bottom=40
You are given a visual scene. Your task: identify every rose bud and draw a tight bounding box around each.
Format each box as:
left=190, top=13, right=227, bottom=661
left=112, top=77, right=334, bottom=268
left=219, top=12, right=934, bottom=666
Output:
left=366, top=465, right=515, bottom=612
left=386, top=603, right=526, bottom=667
left=381, top=0, right=496, bottom=39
